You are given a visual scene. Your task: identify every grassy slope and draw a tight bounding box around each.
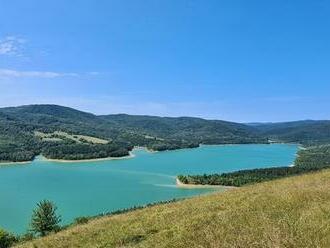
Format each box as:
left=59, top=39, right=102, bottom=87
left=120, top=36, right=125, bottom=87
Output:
left=34, top=131, right=109, bottom=144
left=18, top=170, right=330, bottom=248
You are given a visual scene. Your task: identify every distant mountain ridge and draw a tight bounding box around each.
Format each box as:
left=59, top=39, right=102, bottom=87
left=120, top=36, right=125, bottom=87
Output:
left=0, top=104, right=265, bottom=162
left=0, top=104, right=329, bottom=162
left=253, top=120, right=330, bottom=145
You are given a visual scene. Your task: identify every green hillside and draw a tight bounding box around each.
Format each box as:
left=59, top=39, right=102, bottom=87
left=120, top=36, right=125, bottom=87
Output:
left=16, top=169, right=330, bottom=248
left=252, top=120, right=330, bottom=145
left=1, top=104, right=330, bottom=163
left=101, top=114, right=264, bottom=145
left=0, top=105, right=266, bottom=162
left=2, top=104, right=330, bottom=247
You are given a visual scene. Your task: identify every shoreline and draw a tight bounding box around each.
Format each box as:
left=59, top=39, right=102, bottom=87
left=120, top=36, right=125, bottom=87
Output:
left=176, top=178, right=236, bottom=189
left=42, top=152, right=135, bottom=163
left=0, top=143, right=301, bottom=165
left=0, top=161, right=31, bottom=166
left=0, top=148, right=140, bottom=165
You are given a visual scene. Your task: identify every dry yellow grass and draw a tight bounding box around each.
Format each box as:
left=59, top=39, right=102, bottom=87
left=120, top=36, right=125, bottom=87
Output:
left=17, top=169, right=330, bottom=248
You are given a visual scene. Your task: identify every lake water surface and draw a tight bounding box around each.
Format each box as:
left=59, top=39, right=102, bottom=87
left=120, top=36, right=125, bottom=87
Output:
left=0, top=144, right=298, bottom=234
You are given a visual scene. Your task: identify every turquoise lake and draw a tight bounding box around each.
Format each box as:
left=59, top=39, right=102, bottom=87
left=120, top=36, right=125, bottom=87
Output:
left=0, top=144, right=298, bottom=234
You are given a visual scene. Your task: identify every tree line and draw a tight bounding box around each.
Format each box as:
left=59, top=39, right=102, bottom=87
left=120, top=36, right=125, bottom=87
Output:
left=178, top=145, right=330, bottom=187
left=0, top=105, right=268, bottom=163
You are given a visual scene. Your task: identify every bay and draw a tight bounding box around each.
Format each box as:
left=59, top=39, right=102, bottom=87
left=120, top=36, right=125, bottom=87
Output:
left=0, top=144, right=298, bottom=234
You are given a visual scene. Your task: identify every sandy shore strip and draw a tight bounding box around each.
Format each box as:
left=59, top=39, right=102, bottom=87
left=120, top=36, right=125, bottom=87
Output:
left=0, top=161, right=31, bottom=166
left=176, top=178, right=236, bottom=189
left=42, top=152, right=135, bottom=163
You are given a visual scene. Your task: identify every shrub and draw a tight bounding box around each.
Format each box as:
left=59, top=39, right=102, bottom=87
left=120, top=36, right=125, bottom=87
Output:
left=30, top=200, right=61, bottom=236
left=0, top=228, right=17, bottom=248
left=74, top=217, right=89, bottom=225
left=18, top=232, right=34, bottom=242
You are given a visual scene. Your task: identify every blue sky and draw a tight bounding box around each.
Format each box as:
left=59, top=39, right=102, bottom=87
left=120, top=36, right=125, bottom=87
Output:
left=0, top=0, right=329, bottom=122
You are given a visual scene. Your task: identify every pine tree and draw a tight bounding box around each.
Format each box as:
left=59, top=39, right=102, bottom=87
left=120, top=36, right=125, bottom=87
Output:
left=30, top=200, right=61, bottom=236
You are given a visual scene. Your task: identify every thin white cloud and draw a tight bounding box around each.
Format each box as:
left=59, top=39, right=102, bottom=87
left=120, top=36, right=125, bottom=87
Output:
left=0, top=36, right=26, bottom=56
left=0, top=69, right=79, bottom=78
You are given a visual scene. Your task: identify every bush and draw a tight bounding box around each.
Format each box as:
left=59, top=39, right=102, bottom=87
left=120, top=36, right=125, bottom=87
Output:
left=0, top=228, right=17, bottom=248
left=74, top=217, right=89, bottom=225
left=18, top=232, right=34, bottom=242
left=30, top=200, right=61, bottom=236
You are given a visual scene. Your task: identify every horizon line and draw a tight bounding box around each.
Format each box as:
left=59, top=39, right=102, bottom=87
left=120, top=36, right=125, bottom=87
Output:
left=0, top=103, right=329, bottom=124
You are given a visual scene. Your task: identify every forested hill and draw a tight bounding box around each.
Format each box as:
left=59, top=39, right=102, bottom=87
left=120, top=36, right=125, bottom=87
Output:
left=0, top=105, right=265, bottom=162
left=251, top=120, right=330, bottom=146
left=100, top=114, right=264, bottom=145
left=0, top=104, right=329, bottom=162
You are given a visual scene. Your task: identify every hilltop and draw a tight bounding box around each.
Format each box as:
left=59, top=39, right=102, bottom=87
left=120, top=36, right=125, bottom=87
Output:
left=1, top=104, right=330, bottom=163
left=16, top=169, right=330, bottom=248
left=0, top=104, right=265, bottom=162
left=252, top=120, right=330, bottom=145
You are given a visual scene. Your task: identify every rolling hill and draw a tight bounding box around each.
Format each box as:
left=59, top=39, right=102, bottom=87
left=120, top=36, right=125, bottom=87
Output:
left=16, top=168, right=330, bottom=248
left=0, top=104, right=330, bottom=162
left=1, top=104, right=330, bottom=248
left=252, top=120, right=330, bottom=145
left=0, top=104, right=266, bottom=162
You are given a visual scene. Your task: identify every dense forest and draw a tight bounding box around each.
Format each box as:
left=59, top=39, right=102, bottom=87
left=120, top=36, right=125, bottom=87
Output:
left=0, top=104, right=330, bottom=162
left=178, top=145, right=330, bottom=187
left=0, top=104, right=266, bottom=162
left=41, top=142, right=132, bottom=160
left=251, top=120, right=330, bottom=146
left=101, top=114, right=268, bottom=145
